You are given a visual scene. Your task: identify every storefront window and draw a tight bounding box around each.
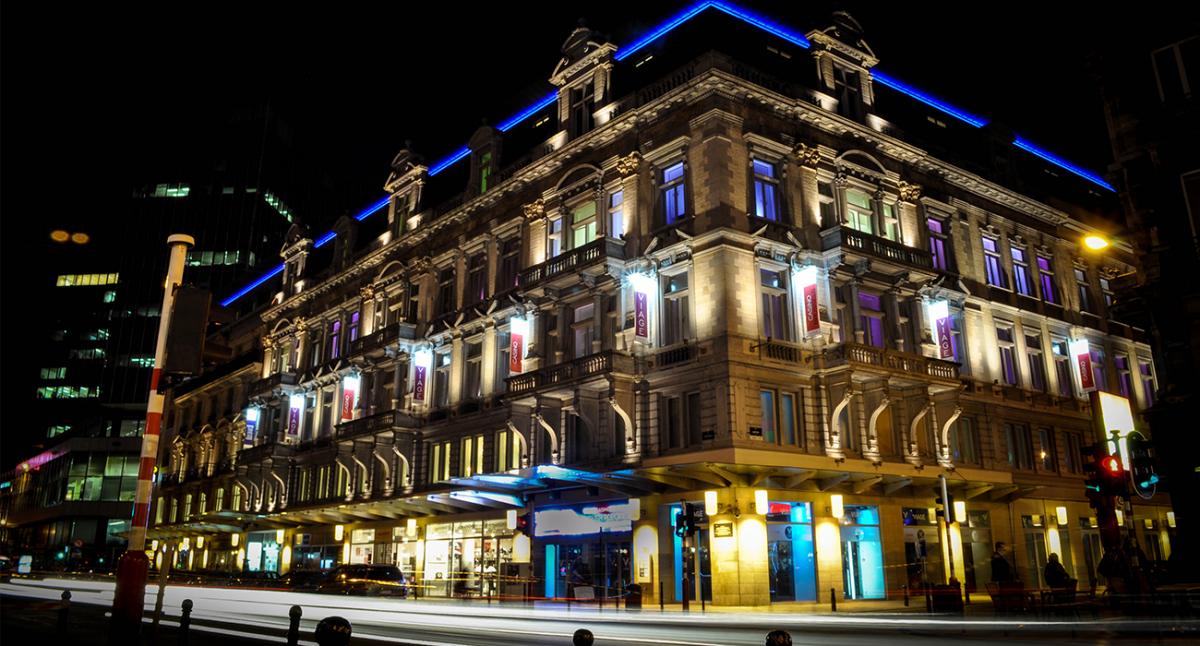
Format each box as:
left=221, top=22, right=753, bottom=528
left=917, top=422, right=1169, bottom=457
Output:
left=423, top=520, right=514, bottom=598
left=962, top=510, right=991, bottom=593
left=902, top=507, right=943, bottom=590
left=841, top=505, right=885, bottom=599
left=767, top=501, right=816, bottom=602
left=537, top=501, right=635, bottom=602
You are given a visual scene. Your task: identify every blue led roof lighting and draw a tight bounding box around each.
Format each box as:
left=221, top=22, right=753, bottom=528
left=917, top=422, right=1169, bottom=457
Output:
left=614, top=0, right=714, bottom=62
left=313, top=230, right=337, bottom=248
left=219, top=263, right=284, bottom=308
left=1013, top=137, right=1115, bottom=191
left=498, top=91, right=559, bottom=132
left=872, top=70, right=989, bottom=128
left=355, top=195, right=391, bottom=221
left=429, top=146, right=471, bottom=177
left=708, top=1, right=810, bottom=49
left=221, top=0, right=1113, bottom=307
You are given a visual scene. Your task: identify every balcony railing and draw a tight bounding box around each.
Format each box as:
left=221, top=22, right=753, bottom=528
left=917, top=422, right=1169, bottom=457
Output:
left=238, top=441, right=293, bottom=464
left=758, top=338, right=804, bottom=365
left=822, top=226, right=934, bottom=270
left=656, top=344, right=697, bottom=368
left=336, top=409, right=423, bottom=441
left=506, top=350, right=632, bottom=396
left=518, top=238, right=625, bottom=289
left=825, top=342, right=959, bottom=381
left=249, top=372, right=297, bottom=397
left=348, top=324, right=402, bottom=357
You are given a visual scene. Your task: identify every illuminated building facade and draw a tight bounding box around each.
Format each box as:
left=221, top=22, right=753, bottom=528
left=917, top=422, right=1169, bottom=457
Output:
left=150, top=4, right=1171, bottom=605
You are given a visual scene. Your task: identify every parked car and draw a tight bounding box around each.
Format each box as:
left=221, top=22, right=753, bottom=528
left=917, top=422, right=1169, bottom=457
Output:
left=279, top=569, right=328, bottom=592
left=317, top=565, right=407, bottom=597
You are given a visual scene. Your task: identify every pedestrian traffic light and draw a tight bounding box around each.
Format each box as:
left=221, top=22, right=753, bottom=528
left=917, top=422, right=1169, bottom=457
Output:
left=1082, top=442, right=1125, bottom=503
left=1126, top=433, right=1159, bottom=498
left=675, top=502, right=700, bottom=537
left=935, top=492, right=956, bottom=523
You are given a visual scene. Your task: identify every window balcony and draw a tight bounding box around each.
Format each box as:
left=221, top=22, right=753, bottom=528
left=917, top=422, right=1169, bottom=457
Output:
left=817, top=342, right=959, bottom=384
left=237, top=441, right=294, bottom=465
left=249, top=372, right=297, bottom=398
left=505, top=350, right=635, bottom=397
left=347, top=324, right=409, bottom=358
left=518, top=238, right=625, bottom=290
left=821, top=226, right=934, bottom=271
left=335, top=408, right=424, bottom=442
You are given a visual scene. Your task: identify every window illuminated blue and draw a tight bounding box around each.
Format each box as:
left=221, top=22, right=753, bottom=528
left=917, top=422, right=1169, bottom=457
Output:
left=662, top=162, right=686, bottom=224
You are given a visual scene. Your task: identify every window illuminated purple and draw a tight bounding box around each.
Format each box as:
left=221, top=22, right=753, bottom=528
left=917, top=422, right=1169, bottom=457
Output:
left=1139, top=361, right=1155, bottom=407
left=1115, top=355, right=1133, bottom=398
left=1011, top=247, right=1033, bottom=297
left=662, top=162, right=686, bottom=225
left=997, top=326, right=1017, bottom=385
left=927, top=217, right=949, bottom=271
left=1037, top=256, right=1057, bottom=304
left=753, top=159, right=779, bottom=221
left=858, top=292, right=884, bottom=348
left=982, top=237, right=1007, bottom=288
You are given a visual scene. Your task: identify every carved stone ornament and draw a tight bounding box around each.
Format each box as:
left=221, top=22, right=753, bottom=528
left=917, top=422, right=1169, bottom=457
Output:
left=294, top=317, right=307, bottom=334
left=793, top=143, right=821, bottom=167
left=360, top=284, right=376, bottom=300
left=616, top=151, right=642, bottom=177
left=898, top=181, right=922, bottom=203
left=261, top=335, right=275, bottom=349
left=522, top=198, right=545, bottom=220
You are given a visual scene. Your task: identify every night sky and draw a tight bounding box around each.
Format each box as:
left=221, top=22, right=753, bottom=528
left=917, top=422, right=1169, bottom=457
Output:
left=0, top=1, right=1189, bottom=463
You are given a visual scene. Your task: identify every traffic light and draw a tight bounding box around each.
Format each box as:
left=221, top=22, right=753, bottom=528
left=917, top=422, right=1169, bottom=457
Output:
left=935, top=492, right=956, bottom=523
left=1083, top=441, right=1129, bottom=502
left=1126, top=433, right=1159, bottom=498
left=674, top=502, right=700, bottom=537
left=515, top=512, right=531, bottom=534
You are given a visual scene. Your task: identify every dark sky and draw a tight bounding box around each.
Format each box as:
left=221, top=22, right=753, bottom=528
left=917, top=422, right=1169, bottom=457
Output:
left=0, top=1, right=1190, bottom=464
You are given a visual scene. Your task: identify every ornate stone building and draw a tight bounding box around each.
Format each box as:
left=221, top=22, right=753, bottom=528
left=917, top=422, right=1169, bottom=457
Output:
left=150, top=6, right=1170, bottom=607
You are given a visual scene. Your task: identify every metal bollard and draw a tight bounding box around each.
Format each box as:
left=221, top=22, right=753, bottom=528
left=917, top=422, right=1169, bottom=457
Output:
left=179, top=599, right=193, bottom=646
left=58, top=590, right=71, bottom=634
left=830, top=587, right=837, bottom=612
left=903, top=583, right=909, bottom=607
left=314, top=616, right=352, bottom=646
left=659, top=579, right=664, bottom=613
left=287, top=605, right=303, bottom=646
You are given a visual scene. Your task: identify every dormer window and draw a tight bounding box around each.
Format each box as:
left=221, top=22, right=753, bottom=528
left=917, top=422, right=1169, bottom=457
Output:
left=569, top=82, right=596, bottom=139
left=480, top=152, right=492, bottom=194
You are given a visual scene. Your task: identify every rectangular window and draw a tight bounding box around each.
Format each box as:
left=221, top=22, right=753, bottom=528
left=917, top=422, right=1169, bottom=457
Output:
left=495, top=429, right=521, bottom=472
left=498, top=238, right=521, bottom=291
left=464, top=341, right=482, bottom=401
left=1005, top=422, right=1035, bottom=470
left=406, top=282, right=421, bottom=323
left=466, top=253, right=487, bottom=305
left=880, top=202, right=899, bottom=241
left=1037, top=256, right=1057, bottom=304
left=434, top=351, right=452, bottom=409
left=752, top=159, right=780, bottom=221
left=548, top=216, right=564, bottom=257
left=1075, top=268, right=1093, bottom=312
left=496, top=331, right=511, bottom=387
left=950, top=417, right=981, bottom=465
left=1091, top=349, right=1108, bottom=393
left=572, top=302, right=595, bottom=359
left=1064, top=432, right=1083, bottom=474
left=1012, top=246, right=1033, bottom=297
left=760, top=268, right=791, bottom=341
left=761, top=389, right=800, bottom=447
left=982, top=237, right=1008, bottom=288
left=429, top=441, right=452, bottom=483
left=662, top=272, right=690, bottom=345
left=571, top=201, right=597, bottom=249
left=461, top=435, right=485, bottom=478
left=1025, top=332, right=1047, bottom=392
left=817, top=180, right=836, bottom=226
left=329, top=320, right=341, bottom=360
left=437, top=267, right=456, bottom=315
left=569, top=82, right=595, bottom=138
left=608, top=190, right=625, bottom=238
left=349, top=312, right=360, bottom=343
left=1139, top=360, right=1156, bottom=408
left=662, top=162, right=686, bottom=225
left=1100, top=277, right=1115, bottom=311
left=1051, top=338, right=1074, bottom=397
left=845, top=189, right=874, bottom=235
left=1037, top=428, right=1057, bottom=473
left=927, top=217, right=949, bottom=271
left=662, top=392, right=702, bottom=450
left=480, top=152, right=492, bottom=193
left=1115, top=354, right=1133, bottom=398
left=859, top=292, right=885, bottom=349
left=997, top=325, right=1018, bottom=386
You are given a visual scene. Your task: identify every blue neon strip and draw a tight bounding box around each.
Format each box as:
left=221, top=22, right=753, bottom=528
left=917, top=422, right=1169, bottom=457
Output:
left=429, top=146, right=471, bottom=177
left=872, top=70, right=989, bottom=128
left=709, top=1, right=810, bottom=49
left=219, top=263, right=284, bottom=307
left=498, top=91, right=558, bottom=132
left=1013, top=137, right=1115, bottom=191
left=355, top=195, right=391, bottom=221
left=313, top=231, right=337, bottom=248
left=615, top=0, right=713, bottom=62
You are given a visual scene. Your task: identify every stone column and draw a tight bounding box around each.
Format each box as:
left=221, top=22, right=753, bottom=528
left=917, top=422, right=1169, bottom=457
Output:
left=793, top=143, right=821, bottom=230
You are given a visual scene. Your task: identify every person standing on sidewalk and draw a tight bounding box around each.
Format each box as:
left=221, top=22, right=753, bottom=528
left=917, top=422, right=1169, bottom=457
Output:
left=990, top=542, right=1015, bottom=583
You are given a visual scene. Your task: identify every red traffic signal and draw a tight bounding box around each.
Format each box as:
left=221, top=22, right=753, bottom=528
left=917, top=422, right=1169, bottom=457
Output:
left=1100, top=455, right=1123, bottom=475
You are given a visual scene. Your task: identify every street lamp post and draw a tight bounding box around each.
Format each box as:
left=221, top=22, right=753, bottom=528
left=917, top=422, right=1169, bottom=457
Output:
left=110, top=234, right=194, bottom=641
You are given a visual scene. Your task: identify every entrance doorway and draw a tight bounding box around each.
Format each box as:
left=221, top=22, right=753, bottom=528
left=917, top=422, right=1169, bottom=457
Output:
left=767, top=501, right=816, bottom=602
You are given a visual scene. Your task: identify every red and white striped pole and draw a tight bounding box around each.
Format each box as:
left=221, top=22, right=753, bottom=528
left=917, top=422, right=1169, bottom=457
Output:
left=111, top=233, right=193, bottom=640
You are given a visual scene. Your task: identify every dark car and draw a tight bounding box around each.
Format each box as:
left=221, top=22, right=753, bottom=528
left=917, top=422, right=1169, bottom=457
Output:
left=279, top=569, right=328, bottom=592
left=317, top=564, right=407, bottom=597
